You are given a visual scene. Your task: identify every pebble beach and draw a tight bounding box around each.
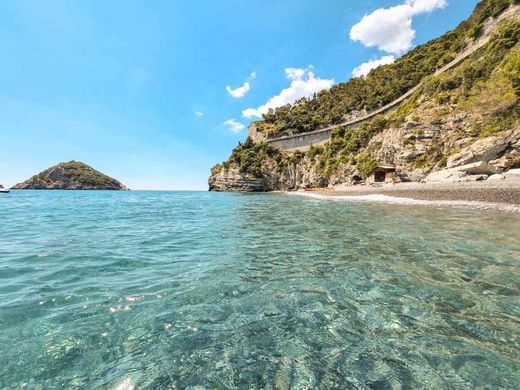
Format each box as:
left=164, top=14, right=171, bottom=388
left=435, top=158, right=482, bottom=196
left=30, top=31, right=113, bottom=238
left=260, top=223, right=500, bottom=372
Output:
left=310, top=175, right=520, bottom=206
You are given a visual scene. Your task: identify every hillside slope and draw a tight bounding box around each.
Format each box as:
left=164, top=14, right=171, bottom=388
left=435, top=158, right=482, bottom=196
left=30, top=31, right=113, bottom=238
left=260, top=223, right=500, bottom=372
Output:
left=209, top=1, right=520, bottom=192
left=13, top=161, right=128, bottom=190
left=257, top=0, right=518, bottom=138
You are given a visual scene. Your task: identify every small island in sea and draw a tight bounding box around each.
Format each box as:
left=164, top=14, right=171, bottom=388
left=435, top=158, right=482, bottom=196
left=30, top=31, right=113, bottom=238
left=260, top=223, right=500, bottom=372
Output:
left=12, top=161, right=128, bottom=190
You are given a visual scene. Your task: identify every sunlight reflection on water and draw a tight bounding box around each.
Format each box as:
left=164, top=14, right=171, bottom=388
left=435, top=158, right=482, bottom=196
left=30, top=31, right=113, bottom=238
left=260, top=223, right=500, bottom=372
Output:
left=0, top=191, right=519, bottom=389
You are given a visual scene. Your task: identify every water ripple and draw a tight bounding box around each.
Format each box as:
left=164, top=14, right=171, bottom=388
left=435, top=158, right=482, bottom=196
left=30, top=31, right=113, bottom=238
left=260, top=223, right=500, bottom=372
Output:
left=0, top=191, right=519, bottom=389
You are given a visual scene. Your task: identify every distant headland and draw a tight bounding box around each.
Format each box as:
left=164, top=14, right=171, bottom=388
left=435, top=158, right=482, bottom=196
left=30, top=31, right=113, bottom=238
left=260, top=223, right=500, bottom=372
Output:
left=12, top=161, right=128, bottom=190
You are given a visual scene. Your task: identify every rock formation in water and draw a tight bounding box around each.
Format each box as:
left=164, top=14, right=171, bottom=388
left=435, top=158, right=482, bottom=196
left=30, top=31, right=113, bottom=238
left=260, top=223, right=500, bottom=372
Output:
left=13, top=161, right=128, bottom=190
left=209, top=1, right=520, bottom=192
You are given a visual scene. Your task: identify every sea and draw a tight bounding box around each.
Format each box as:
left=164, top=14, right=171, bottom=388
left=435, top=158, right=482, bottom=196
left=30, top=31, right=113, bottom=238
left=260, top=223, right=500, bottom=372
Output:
left=1, top=191, right=519, bottom=389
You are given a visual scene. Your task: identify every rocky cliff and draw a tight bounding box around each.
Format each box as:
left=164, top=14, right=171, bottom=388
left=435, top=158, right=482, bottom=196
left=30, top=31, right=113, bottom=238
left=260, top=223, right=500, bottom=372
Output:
left=13, top=161, right=128, bottom=190
left=209, top=1, right=520, bottom=192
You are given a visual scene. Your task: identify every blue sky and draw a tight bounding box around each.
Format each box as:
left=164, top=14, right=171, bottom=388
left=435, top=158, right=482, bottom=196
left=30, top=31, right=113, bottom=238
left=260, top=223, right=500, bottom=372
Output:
left=0, top=0, right=479, bottom=190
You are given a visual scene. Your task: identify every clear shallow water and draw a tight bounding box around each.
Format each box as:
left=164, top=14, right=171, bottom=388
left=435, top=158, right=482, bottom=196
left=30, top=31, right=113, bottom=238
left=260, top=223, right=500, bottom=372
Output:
left=0, top=191, right=519, bottom=390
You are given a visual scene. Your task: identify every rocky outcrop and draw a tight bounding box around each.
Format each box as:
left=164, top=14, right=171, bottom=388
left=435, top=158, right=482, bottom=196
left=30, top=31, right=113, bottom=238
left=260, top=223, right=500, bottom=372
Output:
left=368, top=104, right=520, bottom=178
left=209, top=156, right=356, bottom=192
left=210, top=109, right=520, bottom=191
left=446, top=130, right=519, bottom=168
left=13, top=161, right=128, bottom=190
left=209, top=167, right=266, bottom=192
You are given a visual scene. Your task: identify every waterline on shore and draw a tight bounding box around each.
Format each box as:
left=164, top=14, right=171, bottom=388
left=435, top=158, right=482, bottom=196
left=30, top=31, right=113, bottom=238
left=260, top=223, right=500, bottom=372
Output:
left=289, top=191, right=520, bottom=213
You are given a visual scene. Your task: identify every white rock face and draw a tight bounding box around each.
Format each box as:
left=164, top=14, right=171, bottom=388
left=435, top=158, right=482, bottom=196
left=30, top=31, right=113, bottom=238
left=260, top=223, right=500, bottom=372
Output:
left=447, top=134, right=510, bottom=168
left=455, top=161, right=500, bottom=175
left=447, top=129, right=520, bottom=171
left=505, top=168, right=520, bottom=176
left=424, top=170, right=467, bottom=183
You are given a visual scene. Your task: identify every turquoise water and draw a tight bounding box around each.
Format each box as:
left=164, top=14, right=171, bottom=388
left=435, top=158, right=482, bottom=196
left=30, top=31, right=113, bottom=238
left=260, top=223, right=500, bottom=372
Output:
left=1, top=191, right=519, bottom=389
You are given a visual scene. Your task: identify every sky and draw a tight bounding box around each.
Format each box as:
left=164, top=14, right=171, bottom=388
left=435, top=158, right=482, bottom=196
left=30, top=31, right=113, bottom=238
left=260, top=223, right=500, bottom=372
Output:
left=0, top=0, right=480, bottom=190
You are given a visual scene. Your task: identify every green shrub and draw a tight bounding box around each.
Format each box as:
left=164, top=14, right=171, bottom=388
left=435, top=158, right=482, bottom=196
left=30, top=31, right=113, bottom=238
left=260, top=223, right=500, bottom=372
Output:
left=226, top=142, right=283, bottom=178
left=356, top=152, right=379, bottom=177
left=307, top=144, right=324, bottom=159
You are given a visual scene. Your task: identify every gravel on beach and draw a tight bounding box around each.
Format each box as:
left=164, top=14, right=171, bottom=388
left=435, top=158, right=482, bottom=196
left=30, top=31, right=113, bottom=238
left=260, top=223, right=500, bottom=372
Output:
left=313, top=176, right=520, bottom=205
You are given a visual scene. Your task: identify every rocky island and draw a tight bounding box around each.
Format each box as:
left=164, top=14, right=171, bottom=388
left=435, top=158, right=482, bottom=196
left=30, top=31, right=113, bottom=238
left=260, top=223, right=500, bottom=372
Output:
left=13, top=161, right=128, bottom=190
left=209, top=0, right=520, bottom=205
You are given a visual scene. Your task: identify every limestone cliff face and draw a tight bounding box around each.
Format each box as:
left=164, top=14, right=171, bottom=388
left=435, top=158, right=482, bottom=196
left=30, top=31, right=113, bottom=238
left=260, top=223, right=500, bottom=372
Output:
left=209, top=166, right=266, bottom=192
left=210, top=74, right=520, bottom=191
left=368, top=107, right=520, bottom=182
left=209, top=98, right=520, bottom=192
left=13, top=161, right=128, bottom=190
left=209, top=156, right=345, bottom=192
left=371, top=130, right=519, bottom=188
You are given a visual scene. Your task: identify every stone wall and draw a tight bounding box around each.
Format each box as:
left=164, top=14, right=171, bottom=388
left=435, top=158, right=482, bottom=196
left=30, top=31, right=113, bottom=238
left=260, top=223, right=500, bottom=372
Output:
left=266, top=93, right=409, bottom=152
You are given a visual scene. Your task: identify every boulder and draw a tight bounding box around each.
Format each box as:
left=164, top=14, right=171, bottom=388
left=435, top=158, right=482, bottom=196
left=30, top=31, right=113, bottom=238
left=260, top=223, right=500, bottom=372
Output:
left=425, top=169, right=467, bottom=183
left=446, top=133, right=511, bottom=168
left=454, top=161, right=500, bottom=175
left=489, top=149, right=520, bottom=171
left=504, top=168, right=520, bottom=176
left=487, top=174, right=506, bottom=181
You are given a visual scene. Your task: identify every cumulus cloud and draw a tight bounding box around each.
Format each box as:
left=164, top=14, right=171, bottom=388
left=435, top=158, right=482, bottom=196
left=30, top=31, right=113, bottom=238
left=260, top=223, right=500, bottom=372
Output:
left=349, top=0, right=447, bottom=54
left=352, top=55, right=396, bottom=77
left=285, top=67, right=307, bottom=80
left=224, top=119, right=245, bottom=133
left=226, top=72, right=257, bottom=98
left=226, top=82, right=251, bottom=99
left=242, top=66, right=334, bottom=119
left=408, top=0, right=448, bottom=13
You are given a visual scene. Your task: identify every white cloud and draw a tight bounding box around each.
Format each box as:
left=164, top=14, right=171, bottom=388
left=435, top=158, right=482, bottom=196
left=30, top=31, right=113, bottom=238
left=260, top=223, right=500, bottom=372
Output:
left=195, top=111, right=204, bottom=117
left=224, top=119, right=245, bottom=133
left=408, top=0, right=447, bottom=13
left=285, top=67, right=307, bottom=80
left=349, top=0, right=447, bottom=54
left=352, top=55, right=396, bottom=77
left=226, top=72, right=257, bottom=98
left=242, top=66, right=334, bottom=119
left=226, top=82, right=251, bottom=99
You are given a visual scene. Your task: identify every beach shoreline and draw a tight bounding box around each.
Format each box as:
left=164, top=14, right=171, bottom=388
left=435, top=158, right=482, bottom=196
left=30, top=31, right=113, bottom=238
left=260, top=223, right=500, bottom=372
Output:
left=289, top=176, right=520, bottom=210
